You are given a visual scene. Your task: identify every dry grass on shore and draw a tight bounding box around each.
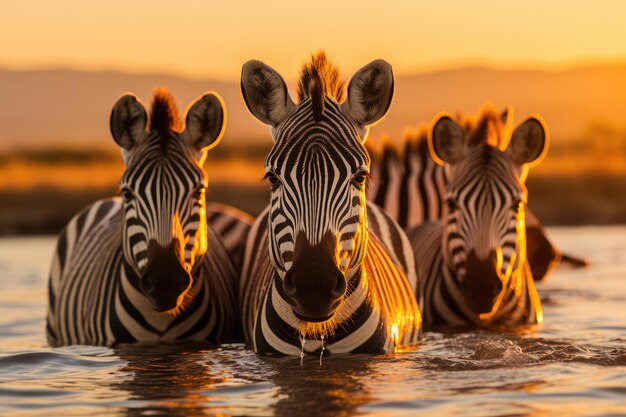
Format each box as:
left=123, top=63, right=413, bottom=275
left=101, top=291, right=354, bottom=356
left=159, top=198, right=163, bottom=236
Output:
left=0, top=145, right=624, bottom=235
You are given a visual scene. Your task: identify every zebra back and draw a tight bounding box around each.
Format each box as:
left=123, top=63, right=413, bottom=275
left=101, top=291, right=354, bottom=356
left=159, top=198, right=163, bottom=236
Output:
left=367, top=130, right=448, bottom=229
left=206, top=202, right=254, bottom=268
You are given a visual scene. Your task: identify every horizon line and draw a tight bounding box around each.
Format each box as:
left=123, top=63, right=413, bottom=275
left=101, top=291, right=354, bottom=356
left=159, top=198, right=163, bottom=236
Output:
left=2, top=57, right=626, bottom=83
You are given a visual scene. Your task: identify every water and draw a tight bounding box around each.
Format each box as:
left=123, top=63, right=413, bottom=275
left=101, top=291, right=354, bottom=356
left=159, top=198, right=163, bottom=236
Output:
left=0, top=228, right=625, bottom=417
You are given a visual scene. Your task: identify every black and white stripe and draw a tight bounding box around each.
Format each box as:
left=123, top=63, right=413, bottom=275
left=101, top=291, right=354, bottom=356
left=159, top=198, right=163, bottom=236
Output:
left=239, top=54, right=421, bottom=355
left=368, top=133, right=449, bottom=229
left=206, top=202, right=254, bottom=268
left=47, top=90, right=247, bottom=346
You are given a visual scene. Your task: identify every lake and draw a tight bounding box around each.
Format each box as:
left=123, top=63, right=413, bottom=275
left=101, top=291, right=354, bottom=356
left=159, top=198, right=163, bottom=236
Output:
left=0, top=227, right=625, bottom=416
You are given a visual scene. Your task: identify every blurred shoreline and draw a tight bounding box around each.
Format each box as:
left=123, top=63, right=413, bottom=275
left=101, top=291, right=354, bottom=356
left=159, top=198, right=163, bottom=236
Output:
left=1, top=144, right=624, bottom=235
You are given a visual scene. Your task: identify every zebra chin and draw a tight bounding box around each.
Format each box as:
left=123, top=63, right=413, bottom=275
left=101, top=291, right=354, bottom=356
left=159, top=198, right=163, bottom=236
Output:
left=288, top=293, right=343, bottom=323
left=283, top=273, right=346, bottom=323
left=141, top=273, right=192, bottom=314
left=145, top=290, right=190, bottom=314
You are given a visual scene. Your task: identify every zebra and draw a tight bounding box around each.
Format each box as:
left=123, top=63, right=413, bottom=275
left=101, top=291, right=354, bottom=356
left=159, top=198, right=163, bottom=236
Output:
left=206, top=202, right=254, bottom=267
left=366, top=107, right=587, bottom=282
left=403, top=106, right=548, bottom=329
left=46, top=88, right=250, bottom=346
left=239, top=52, right=421, bottom=355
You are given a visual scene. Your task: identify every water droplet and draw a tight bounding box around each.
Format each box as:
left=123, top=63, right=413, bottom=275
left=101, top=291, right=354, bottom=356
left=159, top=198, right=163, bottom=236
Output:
left=391, top=323, right=399, bottom=352
left=319, top=335, right=325, bottom=366
left=300, top=331, right=306, bottom=367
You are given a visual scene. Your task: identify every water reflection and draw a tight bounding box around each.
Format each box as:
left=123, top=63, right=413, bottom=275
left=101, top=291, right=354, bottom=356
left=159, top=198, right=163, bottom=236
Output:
left=111, top=342, right=231, bottom=416
left=263, top=354, right=377, bottom=417
left=109, top=342, right=382, bottom=417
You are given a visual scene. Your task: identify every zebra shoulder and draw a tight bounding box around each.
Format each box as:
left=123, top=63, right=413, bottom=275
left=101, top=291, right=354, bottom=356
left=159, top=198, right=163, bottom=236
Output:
left=47, top=197, right=123, bottom=343
left=238, top=206, right=272, bottom=345
left=407, top=221, right=443, bottom=282
left=50, top=197, right=122, bottom=279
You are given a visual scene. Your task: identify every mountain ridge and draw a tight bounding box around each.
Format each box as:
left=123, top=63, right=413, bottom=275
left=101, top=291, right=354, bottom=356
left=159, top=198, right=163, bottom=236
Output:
left=2, top=64, right=626, bottom=149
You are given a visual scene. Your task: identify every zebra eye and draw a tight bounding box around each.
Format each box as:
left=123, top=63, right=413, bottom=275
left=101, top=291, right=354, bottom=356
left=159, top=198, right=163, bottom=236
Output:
left=264, top=172, right=281, bottom=191
left=512, top=200, right=523, bottom=211
left=352, top=171, right=368, bottom=188
left=447, top=198, right=458, bottom=212
left=194, top=186, right=206, bottom=200
left=121, top=188, right=134, bottom=202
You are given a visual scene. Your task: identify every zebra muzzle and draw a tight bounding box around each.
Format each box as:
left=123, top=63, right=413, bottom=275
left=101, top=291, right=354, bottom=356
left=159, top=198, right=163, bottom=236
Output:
left=283, top=231, right=347, bottom=322
left=462, top=250, right=503, bottom=314
left=141, top=239, right=192, bottom=312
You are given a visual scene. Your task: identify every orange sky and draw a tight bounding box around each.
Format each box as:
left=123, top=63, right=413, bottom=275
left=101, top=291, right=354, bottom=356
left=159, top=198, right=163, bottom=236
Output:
left=3, top=0, right=626, bottom=80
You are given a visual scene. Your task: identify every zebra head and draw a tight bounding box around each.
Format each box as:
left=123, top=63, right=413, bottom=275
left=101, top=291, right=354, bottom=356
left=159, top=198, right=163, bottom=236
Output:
left=428, top=107, right=548, bottom=315
left=241, top=52, right=394, bottom=323
left=110, top=89, right=226, bottom=313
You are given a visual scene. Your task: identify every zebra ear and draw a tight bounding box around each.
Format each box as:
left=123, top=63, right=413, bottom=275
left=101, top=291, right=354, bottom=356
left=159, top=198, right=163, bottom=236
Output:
left=183, top=92, right=227, bottom=151
left=429, top=113, right=466, bottom=165
left=241, top=60, right=295, bottom=128
left=507, top=116, right=549, bottom=167
left=110, top=94, right=148, bottom=150
left=500, top=106, right=512, bottom=124
left=341, top=59, right=394, bottom=132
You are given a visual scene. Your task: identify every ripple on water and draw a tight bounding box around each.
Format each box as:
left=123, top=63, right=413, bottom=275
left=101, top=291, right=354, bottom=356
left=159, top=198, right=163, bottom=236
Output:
left=0, top=347, right=124, bottom=383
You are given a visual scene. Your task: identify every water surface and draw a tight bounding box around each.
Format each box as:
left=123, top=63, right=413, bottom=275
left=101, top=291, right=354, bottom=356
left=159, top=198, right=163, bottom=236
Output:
left=0, top=228, right=625, bottom=416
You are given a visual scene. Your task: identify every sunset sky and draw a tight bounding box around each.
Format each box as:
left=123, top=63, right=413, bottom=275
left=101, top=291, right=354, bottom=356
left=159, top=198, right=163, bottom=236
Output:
left=3, top=0, right=626, bottom=80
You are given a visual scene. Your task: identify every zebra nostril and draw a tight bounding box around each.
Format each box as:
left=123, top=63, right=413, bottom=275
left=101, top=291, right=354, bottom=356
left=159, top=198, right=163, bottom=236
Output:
left=331, top=273, right=347, bottom=299
left=283, top=273, right=296, bottom=296
left=457, top=267, right=467, bottom=281
left=140, top=276, right=153, bottom=295
left=493, top=280, right=503, bottom=297
left=180, top=273, right=191, bottom=291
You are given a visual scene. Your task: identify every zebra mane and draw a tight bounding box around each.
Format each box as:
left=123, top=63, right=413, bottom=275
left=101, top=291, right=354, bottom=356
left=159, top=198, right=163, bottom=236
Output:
left=402, top=126, right=430, bottom=158
left=369, top=104, right=508, bottom=172
left=297, top=51, right=346, bottom=121
left=459, top=104, right=506, bottom=149
left=149, top=88, right=182, bottom=148
left=366, top=126, right=430, bottom=168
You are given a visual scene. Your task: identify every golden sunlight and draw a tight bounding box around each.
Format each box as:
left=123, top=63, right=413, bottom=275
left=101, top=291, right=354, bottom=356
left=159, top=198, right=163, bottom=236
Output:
left=3, top=1, right=626, bottom=80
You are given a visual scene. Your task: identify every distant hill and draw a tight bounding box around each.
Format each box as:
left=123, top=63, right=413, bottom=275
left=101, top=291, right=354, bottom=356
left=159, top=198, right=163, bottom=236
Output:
left=385, top=65, right=626, bottom=142
left=0, top=69, right=262, bottom=148
left=1, top=64, right=626, bottom=149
